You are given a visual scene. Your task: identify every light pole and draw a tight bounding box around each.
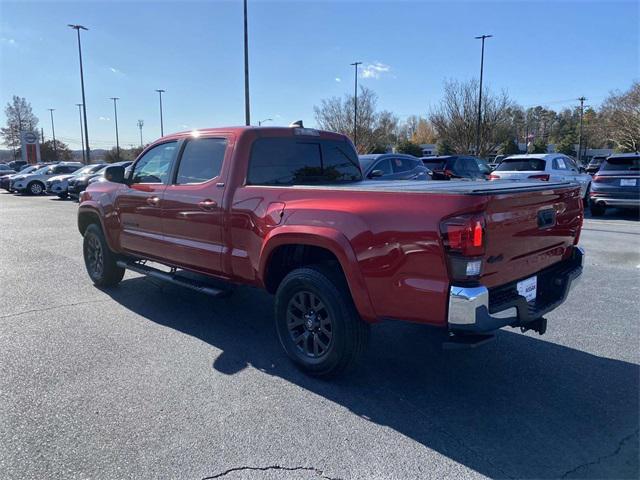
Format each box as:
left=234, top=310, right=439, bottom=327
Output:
left=474, top=34, right=492, bottom=157
left=76, top=103, right=86, bottom=163
left=48, top=108, right=57, bottom=160
left=243, top=0, right=251, bottom=126
left=155, top=89, right=165, bottom=136
left=577, top=96, right=586, bottom=164
left=258, top=118, right=272, bottom=126
left=350, top=61, right=362, bottom=151
left=68, top=24, right=91, bottom=162
left=109, top=97, right=120, bottom=160
left=137, top=120, right=144, bottom=148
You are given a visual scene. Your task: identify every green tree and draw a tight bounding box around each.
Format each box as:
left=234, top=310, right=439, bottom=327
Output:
left=40, top=140, right=73, bottom=161
left=556, top=135, right=576, bottom=156
left=395, top=140, right=423, bottom=157
left=531, top=138, right=548, bottom=154
left=499, top=138, right=520, bottom=155
left=436, top=138, right=453, bottom=155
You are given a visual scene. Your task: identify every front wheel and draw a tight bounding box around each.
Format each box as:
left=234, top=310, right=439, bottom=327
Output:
left=27, top=181, right=44, bottom=195
left=83, top=224, right=125, bottom=287
left=57, top=192, right=68, bottom=199
left=275, top=266, right=370, bottom=377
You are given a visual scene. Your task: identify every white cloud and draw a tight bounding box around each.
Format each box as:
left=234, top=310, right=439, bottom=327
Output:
left=99, top=116, right=111, bottom=121
left=0, top=37, right=16, bottom=46
left=361, top=62, right=391, bottom=79
left=335, top=77, right=342, bottom=83
left=108, top=66, right=125, bottom=76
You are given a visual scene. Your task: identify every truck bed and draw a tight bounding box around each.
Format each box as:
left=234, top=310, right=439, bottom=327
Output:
left=271, top=179, right=577, bottom=195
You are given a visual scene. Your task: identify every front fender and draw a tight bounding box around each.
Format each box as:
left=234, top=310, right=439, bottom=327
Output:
left=259, top=226, right=377, bottom=322
left=77, top=201, right=120, bottom=253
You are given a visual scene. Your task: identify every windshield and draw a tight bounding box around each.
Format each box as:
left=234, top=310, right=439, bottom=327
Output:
left=600, top=157, right=640, bottom=171
left=73, top=165, right=98, bottom=175
left=19, top=166, right=39, bottom=174
left=495, top=158, right=546, bottom=171
left=358, top=156, right=378, bottom=172
left=589, top=157, right=606, bottom=166
left=32, top=165, right=51, bottom=175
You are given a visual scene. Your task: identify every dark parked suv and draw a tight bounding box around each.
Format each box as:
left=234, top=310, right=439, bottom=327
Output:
left=586, top=155, right=608, bottom=175
left=359, top=154, right=429, bottom=180
left=589, top=153, right=640, bottom=216
left=421, top=155, right=491, bottom=180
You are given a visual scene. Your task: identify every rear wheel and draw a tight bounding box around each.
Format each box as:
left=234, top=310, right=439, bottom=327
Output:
left=590, top=201, right=606, bottom=217
left=83, top=224, right=125, bottom=287
left=275, top=265, right=370, bottom=377
left=583, top=185, right=590, bottom=207
left=57, top=192, right=68, bottom=199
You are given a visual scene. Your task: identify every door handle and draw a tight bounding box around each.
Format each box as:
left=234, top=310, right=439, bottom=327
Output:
left=146, top=196, right=160, bottom=207
left=198, top=199, right=217, bottom=211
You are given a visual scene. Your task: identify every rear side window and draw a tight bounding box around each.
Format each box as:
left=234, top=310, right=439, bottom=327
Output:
left=175, top=138, right=227, bottom=184
left=495, top=158, right=546, bottom=171
left=247, top=138, right=361, bottom=185
left=391, top=157, right=417, bottom=173
left=601, top=157, right=640, bottom=171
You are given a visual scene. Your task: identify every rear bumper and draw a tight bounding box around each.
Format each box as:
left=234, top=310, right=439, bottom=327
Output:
left=448, top=246, right=584, bottom=333
left=590, top=195, right=640, bottom=208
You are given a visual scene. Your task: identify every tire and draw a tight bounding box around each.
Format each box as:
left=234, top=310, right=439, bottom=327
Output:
left=27, top=181, right=44, bottom=195
left=583, top=185, right=590, bottom=207
left=274, top=265, right=370, bottom=377
left=83, top=223, right=125, bottom=287
left=590, top=201, right=606, bottom=217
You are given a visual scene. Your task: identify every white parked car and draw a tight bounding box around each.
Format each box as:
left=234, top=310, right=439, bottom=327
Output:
left=12, top=162, right=83, bottom=195
left=46, top=163, right=106, bottom=199
left=490, top=154, right=592, bottom=201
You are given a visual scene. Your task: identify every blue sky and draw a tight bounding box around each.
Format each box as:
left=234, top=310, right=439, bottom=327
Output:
left=0, top=0, right=638, bottom=150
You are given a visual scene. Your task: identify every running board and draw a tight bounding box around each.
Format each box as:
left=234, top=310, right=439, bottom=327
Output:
left=116, top=260, right=229, bottom=297
left=442, top=333, right=495, bottom=350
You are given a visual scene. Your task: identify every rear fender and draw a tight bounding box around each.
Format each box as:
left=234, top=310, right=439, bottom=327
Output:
left=259, top=226, right=377, bottom=322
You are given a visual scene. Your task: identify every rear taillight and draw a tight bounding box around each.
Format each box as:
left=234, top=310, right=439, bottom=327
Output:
left=593, top=175, right=604, bottom=183
left=489, top=173, right=501, bottom=180
left=440, top=214, right=485, bottom=256
left=528, top=174, right=550, bottom=181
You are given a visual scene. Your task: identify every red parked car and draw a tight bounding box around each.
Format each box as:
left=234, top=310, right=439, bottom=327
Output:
left=78, top=125, right=584, bottom=376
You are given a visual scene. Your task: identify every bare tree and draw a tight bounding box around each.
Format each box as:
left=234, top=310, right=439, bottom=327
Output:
left=0, top=96, right=39, bottom=158
left=398, top=116, right=437, bottom=144
left=314, top=86, right=398, bottom=153
left=429, top=79, right=513, bottom=156
left=599, top=82, right=640, bottom=152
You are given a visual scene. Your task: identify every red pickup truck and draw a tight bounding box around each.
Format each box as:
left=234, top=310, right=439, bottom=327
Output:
left=78, top=126, right=584, bottom=376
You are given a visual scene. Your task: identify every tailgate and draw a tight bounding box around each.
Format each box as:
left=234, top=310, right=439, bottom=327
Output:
left=480, top=184, right=583, bottom=288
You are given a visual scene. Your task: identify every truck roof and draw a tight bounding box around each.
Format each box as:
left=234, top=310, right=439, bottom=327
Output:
left=157, top=126, right=348, bottom=142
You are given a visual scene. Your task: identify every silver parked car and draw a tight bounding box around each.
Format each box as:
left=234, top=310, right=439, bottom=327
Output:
left=12, top=162, right=83, bottom=195
left=46, top=163, right=106, bottom=199
left=490, top=153, right=592, bottom=201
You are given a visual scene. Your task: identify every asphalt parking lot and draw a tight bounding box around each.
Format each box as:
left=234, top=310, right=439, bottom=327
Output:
left=0, top=192, right=638, bottom=480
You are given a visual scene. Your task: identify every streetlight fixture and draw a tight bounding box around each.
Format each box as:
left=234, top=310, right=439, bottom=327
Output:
left=474, top=34, right=492, bottom=157
left=75, top=103, right=86, bottom=163
left=47, top=108, right=57, bottom=160
left=350, top=61, right=362, bottom=151
left=109, top=97, right=120, bottom=160
left=68, top=24, right=91, bottom=163
left=155, top=89, right=165, bottom=136
left=258, top=118, right=272, bottom=126
left=243, top=0, right=251, bottom=126
left=137, top=120, right=144, bottom=148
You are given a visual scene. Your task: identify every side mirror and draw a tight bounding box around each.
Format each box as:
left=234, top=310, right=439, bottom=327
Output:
left=105, top=165, right=126, bottom=184
left=369, top=169, right=385, bottom=178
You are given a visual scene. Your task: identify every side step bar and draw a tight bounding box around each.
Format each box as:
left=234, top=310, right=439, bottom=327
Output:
left=442, top=333, right=495, bottom=350
left=116, top=260, right=229, bottom=297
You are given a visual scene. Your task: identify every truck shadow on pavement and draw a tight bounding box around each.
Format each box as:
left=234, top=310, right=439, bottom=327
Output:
left=105, top=278, right=639, bottom=479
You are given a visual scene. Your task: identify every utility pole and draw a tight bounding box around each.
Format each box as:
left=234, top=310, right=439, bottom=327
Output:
left=76, top=103, right=86, bottom=163
left=474, top=34, right=492, bottom=157
left=109, top=97, right=120, bottom=160
left=137, top=120, right=144, bottom=148
left=243, top=0, right=251, bottom=125
left=48, top=108, right=57, bottom=160
left=155, top=89, right=165, bottom=136
left=40, top=127, right=45, bottom=143
left=577, top=96, right=586, bottom=165
left=68, top=24, right=91, bottom=162
left=350, top=61, right=362, bottom=151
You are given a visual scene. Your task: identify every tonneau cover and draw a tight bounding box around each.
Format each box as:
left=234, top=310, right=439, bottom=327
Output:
left=254, top=179, right=578, bottom=195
